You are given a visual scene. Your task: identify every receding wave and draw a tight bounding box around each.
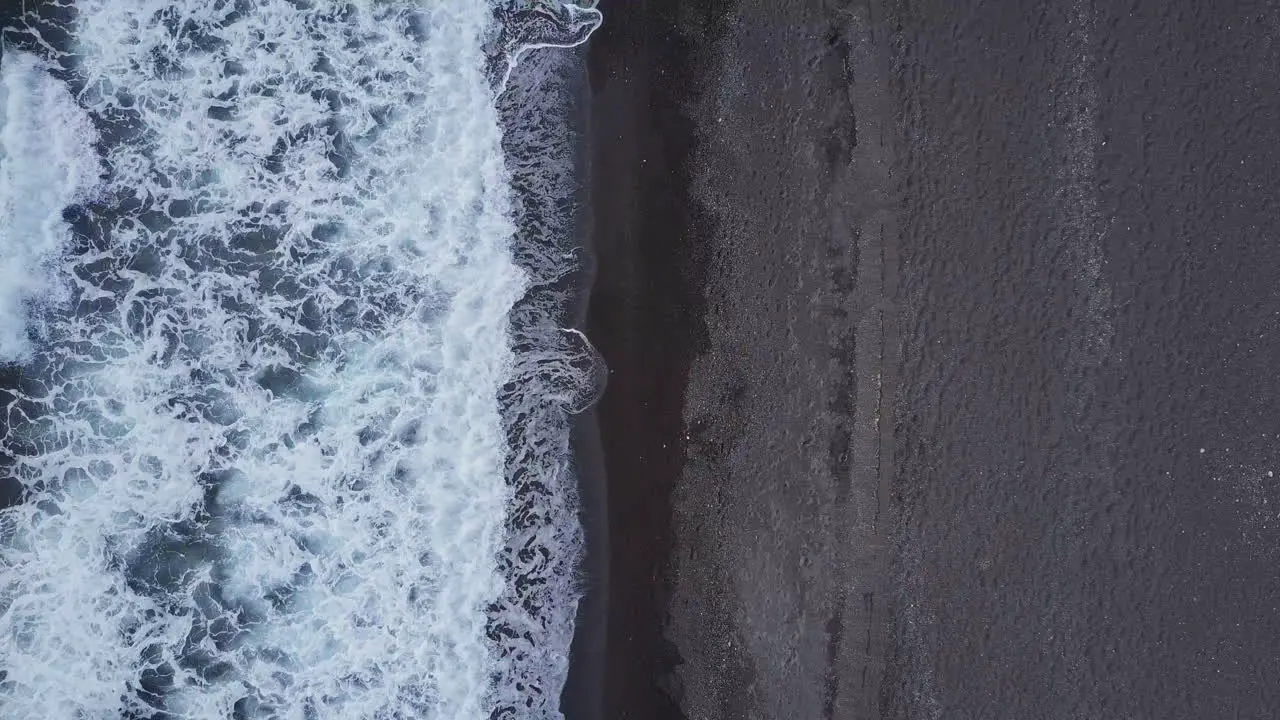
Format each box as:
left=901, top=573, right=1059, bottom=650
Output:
left=0, top=1, right=600, bottom=718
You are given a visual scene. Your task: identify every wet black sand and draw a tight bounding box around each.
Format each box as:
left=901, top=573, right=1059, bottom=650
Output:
left=580, top=0, right=1280, bottom=717
left=577, top=2, right=726, bottom=717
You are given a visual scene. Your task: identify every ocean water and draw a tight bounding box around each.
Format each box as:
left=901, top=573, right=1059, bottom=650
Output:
left=0, top=1, right=601, bottom=718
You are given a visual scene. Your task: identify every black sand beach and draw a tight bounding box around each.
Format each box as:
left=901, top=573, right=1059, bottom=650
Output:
left=580, top=0, right=1280, bottom=718
left=582, top=1, right=896, bottom=717
left=882, top=1, right=1280, bottom=717
left=578, top=2, right=724, bottom=717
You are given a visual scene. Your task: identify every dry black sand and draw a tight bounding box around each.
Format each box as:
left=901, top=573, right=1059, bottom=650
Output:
left=882, top=1, right=1280, bottom=717
left=578, top=0, right=1280, bottom=718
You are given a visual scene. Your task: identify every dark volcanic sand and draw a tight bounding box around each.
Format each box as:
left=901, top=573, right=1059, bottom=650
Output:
left=883, top=0, right=1280, bottom=717
left=580, top=1, right=727, bottom=718
left=581, top=0, right=1280, bottom=718
left=583, top=0, right=897, bottom=717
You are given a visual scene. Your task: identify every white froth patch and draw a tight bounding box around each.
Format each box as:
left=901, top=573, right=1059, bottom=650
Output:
left=1, top=1, right=520, bottom=717
left=0, top=1, right=600, bottom=718
left=0, top=53, right=102, bottom=362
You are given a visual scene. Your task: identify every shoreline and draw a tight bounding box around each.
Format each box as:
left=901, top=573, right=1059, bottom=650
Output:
left=560, top=35, right=608, bottom=720
left=559, top=409, right=607, bottom=720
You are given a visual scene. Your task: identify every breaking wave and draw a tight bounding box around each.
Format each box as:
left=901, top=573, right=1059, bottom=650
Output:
left=0, top=1, right=601, bottom=718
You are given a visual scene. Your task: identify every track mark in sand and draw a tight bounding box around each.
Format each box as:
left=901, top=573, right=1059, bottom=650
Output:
left=825, top=221, right=859, bottom=505
left=822, top=594, right=848, bottom=719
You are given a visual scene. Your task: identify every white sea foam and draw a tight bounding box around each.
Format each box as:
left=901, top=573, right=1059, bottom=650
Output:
left=0, top=52, right=102, bottom=361
left=0, top=1, right=600, bottom=718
